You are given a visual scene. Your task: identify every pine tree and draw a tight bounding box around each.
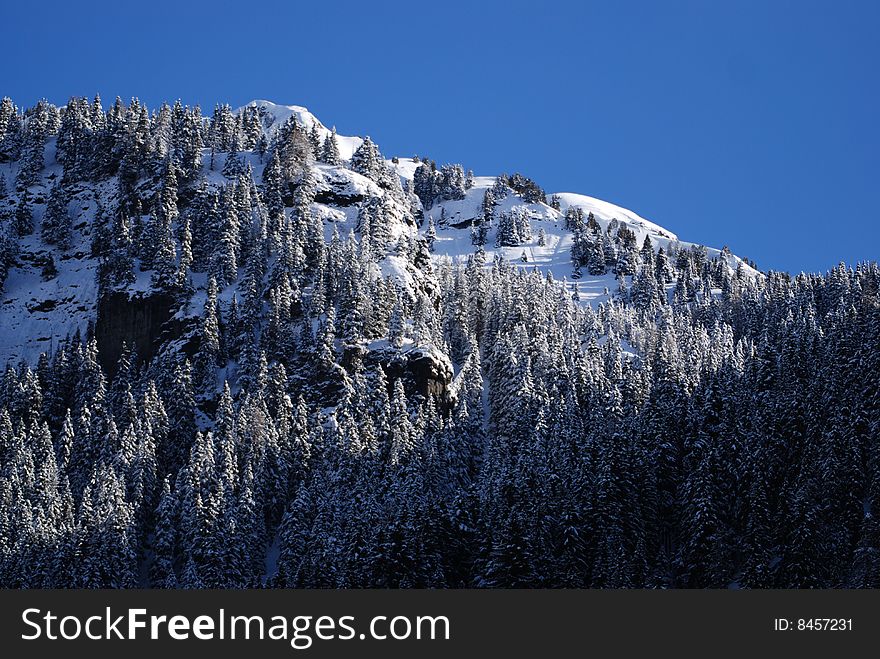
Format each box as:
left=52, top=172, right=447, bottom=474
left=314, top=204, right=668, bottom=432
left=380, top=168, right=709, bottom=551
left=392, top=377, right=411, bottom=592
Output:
left=176, top=214, right=193, bottom=292
left=276, top=116, right=312, bottom=182
left=16, top=99, right=50, bottom=187
left=321, top=127, right=341, bottom=165
left=150, top=477, right=178, bottom=587
left=74, top=464, right=138, bottom=588
left=212, top=186, right=239, bottom=285
left=196, top=277, right=222, bottom=395
left=42, top=183, right=72, bottom=249
left=13, top=190, right=33, bottom=236
left=425, top=216, right=437, bottom=252
left=150, top=209, right=178, bottom=290
left=350, top=136, right=389, bottom=185
left=0, top=97, right=22, bottom=161
left=0, top=226, right=16, bottom=294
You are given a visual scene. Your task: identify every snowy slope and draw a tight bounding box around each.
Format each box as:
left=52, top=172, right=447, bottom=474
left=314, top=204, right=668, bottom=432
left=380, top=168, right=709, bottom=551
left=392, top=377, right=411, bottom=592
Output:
left=240, top=100, right=363, bottom=161
left=554, top=193, right=676, bottom=241
left=0, top=141, right=102, bottom=364
left=242, top=100, right=742, bottom=292
left=387, top=160, right=756, bottom=304
left=0, top=99, right=758, bottom=367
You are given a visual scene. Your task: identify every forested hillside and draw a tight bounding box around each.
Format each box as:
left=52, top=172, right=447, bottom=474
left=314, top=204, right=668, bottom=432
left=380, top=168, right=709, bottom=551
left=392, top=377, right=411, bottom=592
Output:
left=0, top=96, right=878, bottom=588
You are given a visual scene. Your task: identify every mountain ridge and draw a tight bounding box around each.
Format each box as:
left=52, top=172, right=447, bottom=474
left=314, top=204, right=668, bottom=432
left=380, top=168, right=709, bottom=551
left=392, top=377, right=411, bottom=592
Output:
left=0, top=96, right=755, bottom=366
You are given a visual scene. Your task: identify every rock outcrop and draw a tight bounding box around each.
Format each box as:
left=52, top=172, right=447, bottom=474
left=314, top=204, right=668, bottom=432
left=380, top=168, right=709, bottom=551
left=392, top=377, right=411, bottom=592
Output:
left=95, top=291, right=177, bottom=375
left=362, top=342, right=454, bottom=402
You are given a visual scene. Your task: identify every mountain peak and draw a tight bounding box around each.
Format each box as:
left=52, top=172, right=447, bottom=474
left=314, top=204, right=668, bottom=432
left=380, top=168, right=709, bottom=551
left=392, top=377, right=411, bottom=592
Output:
left=240, top=99, right=323, bottom=133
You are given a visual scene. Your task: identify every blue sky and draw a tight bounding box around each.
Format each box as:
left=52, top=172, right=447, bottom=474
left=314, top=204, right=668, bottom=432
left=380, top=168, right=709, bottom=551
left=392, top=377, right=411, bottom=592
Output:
left=2, top=0, right=877, bottom=273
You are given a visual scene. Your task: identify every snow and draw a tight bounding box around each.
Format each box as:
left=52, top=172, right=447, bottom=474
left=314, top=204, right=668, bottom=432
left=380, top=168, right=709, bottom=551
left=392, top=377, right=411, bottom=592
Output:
left=379, top=254, right=415, bottom=289
left=243, top=100, right=321, bottom=133
left=554, top=192, right=677, bottom=241
left=0, top=100, right=760, bottom=368
left=0, top=143, right=101, bottom=365
left=313, top=163, right=381, bottom=201
left=413, top=174, right=759, bottom=299
left=388, top=157, right=423, bottom=181
left=411, top=177, right=622, bottom=304
left=241, top=101, right=758, bottom=286
left=239, top=100, right=363, bottom=161
left=0, top=249, right=98, bottom=363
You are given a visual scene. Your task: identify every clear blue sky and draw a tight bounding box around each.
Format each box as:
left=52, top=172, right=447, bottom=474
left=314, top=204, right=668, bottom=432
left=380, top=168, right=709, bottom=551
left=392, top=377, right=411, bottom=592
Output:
left=2, top=0, right=877, bottom=273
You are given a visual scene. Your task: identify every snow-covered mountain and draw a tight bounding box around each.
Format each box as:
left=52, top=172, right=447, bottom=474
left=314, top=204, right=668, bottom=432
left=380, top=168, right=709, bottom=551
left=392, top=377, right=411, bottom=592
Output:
left=256, top=101, right=755, bottom=299
left=2, top=95, right=876, bottom=591
left=0, top=98, right=754, bottom=367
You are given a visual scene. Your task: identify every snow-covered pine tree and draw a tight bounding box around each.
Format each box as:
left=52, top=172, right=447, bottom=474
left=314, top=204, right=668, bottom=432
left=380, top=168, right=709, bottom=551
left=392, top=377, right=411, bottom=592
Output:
left=41, top=183, right=72, bottom=249
left=321, top=127, right=341, bottom=165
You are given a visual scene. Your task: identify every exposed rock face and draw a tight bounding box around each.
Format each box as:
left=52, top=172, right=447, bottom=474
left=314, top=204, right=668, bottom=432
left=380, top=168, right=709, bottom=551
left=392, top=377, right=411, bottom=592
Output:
left=362, top=343, right=454, bottom=402
left=95, top=291, right=177, bottom=375
left=314, top=187, right=365, bottom=207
